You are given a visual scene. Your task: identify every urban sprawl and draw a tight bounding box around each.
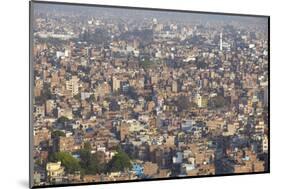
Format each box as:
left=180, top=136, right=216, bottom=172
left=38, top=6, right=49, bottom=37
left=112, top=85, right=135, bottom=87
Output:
left=32, top=4, right=269, bottom=186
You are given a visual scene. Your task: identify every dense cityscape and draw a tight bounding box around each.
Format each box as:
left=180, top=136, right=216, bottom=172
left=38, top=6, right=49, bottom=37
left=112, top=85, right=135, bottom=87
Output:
left=31, top=3, right=269, bottom=187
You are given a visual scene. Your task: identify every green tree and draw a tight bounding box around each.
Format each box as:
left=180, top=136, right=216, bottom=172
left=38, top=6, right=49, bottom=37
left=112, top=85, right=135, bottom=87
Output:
left=51, top=152, right=81, bottom=174
left=79, top=149, right=92, bottom=169
left=106, top=149, right=132, bottom=172
left=57, top=116, right=70, bottom=123
left=88, top=152, right=105, bottom=174
left=51, top=130, right=66, bottom=138
left=78, top=149, right=105, bottom=174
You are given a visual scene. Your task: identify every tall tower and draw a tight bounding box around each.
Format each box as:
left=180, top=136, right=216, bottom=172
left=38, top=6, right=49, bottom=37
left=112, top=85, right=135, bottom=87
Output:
left=220, top=32, right=223, bottom=51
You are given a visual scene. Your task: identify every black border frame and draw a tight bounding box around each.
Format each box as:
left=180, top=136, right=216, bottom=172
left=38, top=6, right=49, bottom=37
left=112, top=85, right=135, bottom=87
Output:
left=29, top=1, right=270, bottom=188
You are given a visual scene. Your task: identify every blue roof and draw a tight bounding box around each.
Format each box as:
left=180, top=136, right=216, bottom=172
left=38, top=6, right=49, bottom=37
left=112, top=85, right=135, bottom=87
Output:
left=132, top=164, right=144, bottom=177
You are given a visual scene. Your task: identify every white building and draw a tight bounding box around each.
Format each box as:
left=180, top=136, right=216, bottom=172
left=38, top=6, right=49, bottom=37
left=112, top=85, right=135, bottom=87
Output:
left=66, top=76, right=79, bottom=96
